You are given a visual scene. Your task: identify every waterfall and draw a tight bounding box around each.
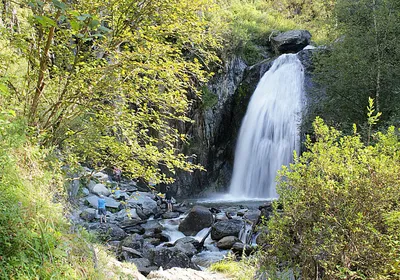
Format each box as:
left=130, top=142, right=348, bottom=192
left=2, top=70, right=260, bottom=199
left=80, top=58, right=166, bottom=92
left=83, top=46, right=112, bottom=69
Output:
left=229, top=54, right=304, bottom=199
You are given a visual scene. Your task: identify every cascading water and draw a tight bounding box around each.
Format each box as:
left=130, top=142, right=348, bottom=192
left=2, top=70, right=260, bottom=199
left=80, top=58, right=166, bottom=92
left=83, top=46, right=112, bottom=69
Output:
left=229, top=54, right=304, bottom=199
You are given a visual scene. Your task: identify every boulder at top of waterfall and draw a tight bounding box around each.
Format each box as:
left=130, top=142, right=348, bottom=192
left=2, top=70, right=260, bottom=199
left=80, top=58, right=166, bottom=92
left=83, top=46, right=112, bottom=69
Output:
left=217, top=236, right=241, bottom=249
left=211, top=219, right=244, bottom=241
left=271, top=30, right=311, bottom=54
left=178, top=206, right=213, bottom=236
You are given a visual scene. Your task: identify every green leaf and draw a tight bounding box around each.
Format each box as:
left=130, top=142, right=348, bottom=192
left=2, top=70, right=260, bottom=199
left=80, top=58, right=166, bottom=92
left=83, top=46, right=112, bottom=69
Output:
left=77, top=14, right=91, bottom=21
left=34, top=15, right=57, bottom=27
left=98, top=25, right=112, bottom=33
left=89, top=19, right=100, bottom=29
left=52, top=0, right=67, bottom=11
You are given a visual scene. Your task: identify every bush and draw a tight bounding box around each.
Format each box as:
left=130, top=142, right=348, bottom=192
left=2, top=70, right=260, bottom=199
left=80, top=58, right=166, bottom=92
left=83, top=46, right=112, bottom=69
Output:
left=0, top=114, right=141, bottom=279
left=262, top=117, right=400, bottom=279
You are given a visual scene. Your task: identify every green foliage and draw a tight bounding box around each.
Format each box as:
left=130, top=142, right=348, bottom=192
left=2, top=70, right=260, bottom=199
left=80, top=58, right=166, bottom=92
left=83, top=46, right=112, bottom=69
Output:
left=0, top=114, right=142, bottom=279
left=313, top=0, right=400, bottom=132
left=210, top=253, right=258, bottom=280
left=1, top=0, right=221, bottom=185
left=262, top=117, right=400, bottom=279
left=201, top=86, right=218, bottom=109
left=211, top=0, right=334, bottom=64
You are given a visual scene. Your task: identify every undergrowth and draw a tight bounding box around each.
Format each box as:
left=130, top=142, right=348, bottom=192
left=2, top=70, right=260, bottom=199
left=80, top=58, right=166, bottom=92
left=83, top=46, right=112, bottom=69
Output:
left=210, top=253, right=258, bottom=280
left=0, top=112, right=140, bottom=279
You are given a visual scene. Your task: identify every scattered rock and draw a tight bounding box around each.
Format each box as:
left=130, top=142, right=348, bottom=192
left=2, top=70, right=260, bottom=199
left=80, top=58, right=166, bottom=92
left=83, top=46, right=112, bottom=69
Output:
left=147, top=267, right=230, bottom=280
left=121, top=234, right=144, bottom=250
left=86, top=195, right=120, bottom=209
left=116, top=208, right=141, bottom=221
left=178, top=206, right=213, bottom=236
left=93, top=171, right=109, bottom=182
left=231, top=242, right=255, bottom=256
left=80, top=208, right=97, bottom=221
left=211, top=219, right=244, bottom=241
left=97, top=224, right=127, bottom=241
left=153, top=247, right=192, bottom=269
left=128, top=258, right=152, bottom=275
left=174, top=237, right=201, bottom=251
left=92, top=183, right=111, bottom=196
left=217, top=236, right=241, bottom=250
left=243, top=209, right=261, bottom=224
left=174, top=238, right=198, bottom=258
left=127, top=192, right=158, bottom=217
left=82, top=187, right=90, bottom=196
left=237, top=209, right=248, bottom=217
left=121, top=246, right=143, bottom=259
left=141, top=220, right=163, bottom=234
left=162, top=211, right=180, bottom=219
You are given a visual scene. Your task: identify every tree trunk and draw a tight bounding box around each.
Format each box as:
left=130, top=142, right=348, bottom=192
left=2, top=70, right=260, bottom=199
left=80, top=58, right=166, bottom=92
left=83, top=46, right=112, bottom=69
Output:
left=28, top=11, right=61, bottom=126
left=372, top=0, right=381, bottom=112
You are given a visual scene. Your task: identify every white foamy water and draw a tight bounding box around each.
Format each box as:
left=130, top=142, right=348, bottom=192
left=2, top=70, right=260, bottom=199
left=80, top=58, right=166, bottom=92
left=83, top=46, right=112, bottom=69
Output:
left=229, top=54, right=304, bottom=199
left=160, top=218, right=185, bottom=243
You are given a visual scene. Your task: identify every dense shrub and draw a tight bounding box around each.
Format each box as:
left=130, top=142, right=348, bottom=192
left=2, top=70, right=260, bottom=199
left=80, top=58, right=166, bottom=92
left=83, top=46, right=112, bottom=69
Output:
left=263, top=117, right=400, bottom=279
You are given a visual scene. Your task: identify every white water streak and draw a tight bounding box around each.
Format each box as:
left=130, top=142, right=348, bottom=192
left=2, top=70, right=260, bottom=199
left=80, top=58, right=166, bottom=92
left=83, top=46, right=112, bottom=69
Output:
left=229, top=54, right=304, bottom=199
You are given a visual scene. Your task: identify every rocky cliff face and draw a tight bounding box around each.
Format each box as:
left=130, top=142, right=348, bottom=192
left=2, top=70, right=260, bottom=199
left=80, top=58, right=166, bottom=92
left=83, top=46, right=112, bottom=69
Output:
left=173, top=30, right=315, bottom=197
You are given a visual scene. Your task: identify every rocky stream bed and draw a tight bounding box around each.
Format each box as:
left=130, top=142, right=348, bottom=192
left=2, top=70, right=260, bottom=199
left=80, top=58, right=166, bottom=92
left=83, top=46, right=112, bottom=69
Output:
left=70, top=169, right=272, bottom=277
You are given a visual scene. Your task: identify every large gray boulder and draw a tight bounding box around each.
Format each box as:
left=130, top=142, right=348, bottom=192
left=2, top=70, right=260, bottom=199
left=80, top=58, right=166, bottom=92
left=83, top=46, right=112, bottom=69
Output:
left=127, top=192, right=158, bottom=217
left=153, top=247, right=192, bottom=269
left=174, top=237, right=199, bottom=258
left=86, top=195, right=120, bottom=209
left=115, top=208, right=141, bottom=221
left=178, top=206, right=213, bottom=236
left=243, top=209, right=261, bottom=224
left=91, top=183, right=111, bottom=196
left=93, top=171, right=109, bottom=182
left=96, top=224, right=127, bottom=241
left=80, top=208, right=97, bottom=221
left=211, top=219, right=244, bottom=241
left=271, top=30, right=311, bottom=54
left=121, top=234, right=144, bottom=250
left=216, top=236, right=241, bottom=250
left=141, top=220, right=163, bottom=234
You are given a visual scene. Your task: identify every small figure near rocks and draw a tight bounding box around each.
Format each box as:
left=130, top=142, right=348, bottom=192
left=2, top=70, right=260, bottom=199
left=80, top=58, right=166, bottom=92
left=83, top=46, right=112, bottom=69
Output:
left=165, top=186, right=173, bottom=212
left=113, top=166, right=122, bottom=183
left=98, top=195, right=107, bottom=224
